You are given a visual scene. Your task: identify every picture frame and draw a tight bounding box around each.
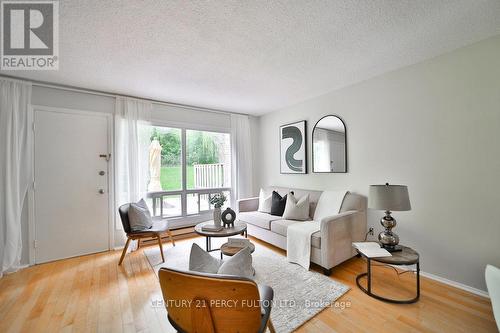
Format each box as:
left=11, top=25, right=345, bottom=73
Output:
left=280, top=120, right=307, bottom=174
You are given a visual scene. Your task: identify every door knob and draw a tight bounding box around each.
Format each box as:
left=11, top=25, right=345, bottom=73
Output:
left=99, top=171, right=105, bottom=176
left=98, top=189, right=105, bottom=194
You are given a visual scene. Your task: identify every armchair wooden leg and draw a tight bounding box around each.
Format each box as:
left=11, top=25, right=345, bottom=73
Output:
left=157, top=235, right=165, bottom=263
left=119, top=237, right=131, bottom=265
left=267, top=319, right=276, bottom=333
left=168, top=229, right=175, bottom=246
left=137, top=238, right=141, bottom=249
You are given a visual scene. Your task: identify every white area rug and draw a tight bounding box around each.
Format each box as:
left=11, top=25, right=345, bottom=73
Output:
left=144, top=237, right=349, bottom=333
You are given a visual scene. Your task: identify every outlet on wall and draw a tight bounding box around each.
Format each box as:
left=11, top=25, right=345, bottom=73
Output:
left=368, top=227, right=374, bottom=236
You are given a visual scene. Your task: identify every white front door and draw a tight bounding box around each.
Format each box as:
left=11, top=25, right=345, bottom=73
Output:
left=34, top=108, right=110, bottom=263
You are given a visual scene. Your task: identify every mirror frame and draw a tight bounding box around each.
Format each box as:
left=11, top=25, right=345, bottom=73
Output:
left=312, top=115, right=347, bottom=173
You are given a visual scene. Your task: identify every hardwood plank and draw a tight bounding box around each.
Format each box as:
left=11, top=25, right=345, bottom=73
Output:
left=0, top=236, right=496, bottom=332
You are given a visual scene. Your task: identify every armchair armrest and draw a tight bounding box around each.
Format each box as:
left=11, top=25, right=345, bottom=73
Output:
left=258, top=284, right=274, bottom=333
left=319, top=210, right=367, bottom=269
left=237, top=197, right=259, bottom=213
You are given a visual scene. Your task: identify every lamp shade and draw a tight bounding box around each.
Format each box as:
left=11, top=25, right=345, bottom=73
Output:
left=368, top=183, right=411, bottom=211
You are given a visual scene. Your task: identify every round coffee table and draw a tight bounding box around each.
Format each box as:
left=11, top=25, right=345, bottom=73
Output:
left=194, top=221, right=247, bottom=252
left=356, top=245, right=420, bottom=304
left=220, top=241, right=255, bottom=259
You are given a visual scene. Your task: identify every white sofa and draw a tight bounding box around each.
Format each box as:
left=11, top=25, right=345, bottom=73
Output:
left=237, top=186, right=367, bottom=275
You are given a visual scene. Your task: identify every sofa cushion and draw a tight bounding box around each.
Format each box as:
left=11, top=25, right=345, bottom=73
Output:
left=218, top=247, right=254, bottom=279
left=128, top=199, right=153, bottom=232
left=257, top=188, right=273, bottom=213
left=271, top=219, right=321, bottom=249
left=313, top=190, right=348, bottom=221
left=237, top=211, right=282, bottom=230
left=189, top=243, right=254, bottom=278
left=271, top=191, right=289, bottom=216
left=283, top=193, right=310, bottom=221
left=270, top=219, right=300, bottom=236
left=189, top=243, right=222, bottom=274
left=263, top=187, right=322, bottom=219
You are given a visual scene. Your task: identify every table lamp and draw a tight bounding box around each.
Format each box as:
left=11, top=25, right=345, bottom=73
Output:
left=368, top=183, right=411, bottom=252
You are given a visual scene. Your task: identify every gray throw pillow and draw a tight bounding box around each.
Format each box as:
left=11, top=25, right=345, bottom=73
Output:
left=217, top=247, right=254, bottom=278
left=189, top=243, right=222, bottom=274
left=128, top=199, right=153, bottom=232
left=283, top=193, right=310, bottom=221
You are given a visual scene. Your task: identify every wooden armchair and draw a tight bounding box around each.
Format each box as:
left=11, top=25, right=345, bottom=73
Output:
left=118, top=203, right=175, bottom=265
left=159, top=267, right=276, bottom=333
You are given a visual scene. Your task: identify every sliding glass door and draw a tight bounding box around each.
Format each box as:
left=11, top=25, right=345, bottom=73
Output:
left=146, top=125, right=231, bottom=227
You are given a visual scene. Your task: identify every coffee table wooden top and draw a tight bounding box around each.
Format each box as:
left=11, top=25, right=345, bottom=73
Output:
left=194, top=221, right=247, bottom=237
left=220, top=242, right=255, bottom=256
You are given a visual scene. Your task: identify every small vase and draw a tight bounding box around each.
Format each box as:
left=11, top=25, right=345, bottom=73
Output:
left=213, top=207, right=222, bottom=227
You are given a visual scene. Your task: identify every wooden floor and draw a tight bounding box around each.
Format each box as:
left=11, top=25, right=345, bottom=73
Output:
left=0, top=236, right=496, bottom=333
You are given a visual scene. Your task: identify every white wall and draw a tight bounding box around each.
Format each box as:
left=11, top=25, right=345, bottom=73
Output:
left=255, top=35, right=500, bottom=292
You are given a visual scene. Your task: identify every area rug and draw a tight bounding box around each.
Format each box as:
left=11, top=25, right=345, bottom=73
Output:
left=144, top=237, right=349, bottom=333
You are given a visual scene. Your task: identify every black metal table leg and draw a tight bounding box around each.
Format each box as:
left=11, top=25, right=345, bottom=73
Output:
left=417, top=261, right=420, bottom=299
left=356, top=259, right=420, bottom=304
left=367, top=258, right=371, bottom=294
left=205, top=236, right=210, bottom=251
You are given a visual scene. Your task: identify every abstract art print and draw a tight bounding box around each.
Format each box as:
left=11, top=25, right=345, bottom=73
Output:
left=280, top=121, right=307, bottom=174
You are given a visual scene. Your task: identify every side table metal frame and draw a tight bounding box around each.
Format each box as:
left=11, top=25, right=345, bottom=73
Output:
left=205, top=229, right=248, bottom=252
left=356, top=257, right=420, bottom=304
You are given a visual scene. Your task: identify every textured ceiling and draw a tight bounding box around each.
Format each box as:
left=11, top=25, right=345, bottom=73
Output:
left=3, top=0, right=500, bottom=114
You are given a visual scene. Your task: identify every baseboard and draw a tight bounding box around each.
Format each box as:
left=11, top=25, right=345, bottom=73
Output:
left=419, top=271, right=489, bottom=298
left=387, top=263, right=490, bottom=298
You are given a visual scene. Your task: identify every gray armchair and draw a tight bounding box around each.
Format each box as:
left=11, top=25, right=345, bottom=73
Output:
left=118, top=203, right=175, bottom=265
left=486, top=265, right=500, bottom=331
left=159, top=267, right=275, bottom=333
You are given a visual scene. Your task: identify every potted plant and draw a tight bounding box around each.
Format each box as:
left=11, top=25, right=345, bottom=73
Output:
left=209, top=193, right=227, bottom=227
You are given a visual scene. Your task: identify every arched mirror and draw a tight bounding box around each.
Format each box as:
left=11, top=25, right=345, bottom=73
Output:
left=312, top=115, right=347, bottom=173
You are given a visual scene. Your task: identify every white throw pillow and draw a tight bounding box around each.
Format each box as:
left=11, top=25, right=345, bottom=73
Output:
left=282, top=193, right=310, bottom=221
left=128, top=199, right=153, bottom=231
left=189, top=243, right=222, bottom=274
left=313, top=190, right=348, bottom=221
left=189, top=243, right=254, bottom=278
left=217, top=247, right=254, bottom=278
left=257, top=188, right=272, bottom=213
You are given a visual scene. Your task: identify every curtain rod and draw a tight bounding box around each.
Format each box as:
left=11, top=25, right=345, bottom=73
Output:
left=0, top=74, right=247, bottom=116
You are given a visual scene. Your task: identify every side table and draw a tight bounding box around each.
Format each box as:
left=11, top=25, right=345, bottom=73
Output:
left=356, top=245, right=420, bottom=304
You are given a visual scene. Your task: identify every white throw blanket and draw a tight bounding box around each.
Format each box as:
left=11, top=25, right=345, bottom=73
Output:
left=287, top=190, right=348, bottom=269
left=287, top=221, right=321, bottom=269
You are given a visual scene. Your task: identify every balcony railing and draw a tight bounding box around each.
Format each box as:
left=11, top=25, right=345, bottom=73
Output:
left=146, top=187, right=231, bottom=219
left=194, top=163, right=225, bottom=189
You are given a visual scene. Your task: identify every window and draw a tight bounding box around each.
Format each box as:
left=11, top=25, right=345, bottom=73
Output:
left=149, top=127, right=182, bottom=191
left=146, top=125, right=231, bottom=225
left=187, top=129, right=231, bottom=189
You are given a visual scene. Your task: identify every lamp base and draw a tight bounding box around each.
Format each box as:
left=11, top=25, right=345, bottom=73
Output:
left=378, top=211, right=403, bottom=252
left=381, top=244, right=403, bottom=252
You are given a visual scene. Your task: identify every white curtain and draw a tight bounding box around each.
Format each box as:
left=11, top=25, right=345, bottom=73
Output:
left=0, top=78, right=32, bottom=277
left=114, top=97, right=152, bottom=230
left=230, top=114, right=253, bottom=208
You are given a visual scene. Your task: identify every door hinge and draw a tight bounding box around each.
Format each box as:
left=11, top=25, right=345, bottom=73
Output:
left=33, top=181, right=36, bottom=191
left=32, top=122, right=35, bottom=132
left=34, top=240, right=37, bottom=248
